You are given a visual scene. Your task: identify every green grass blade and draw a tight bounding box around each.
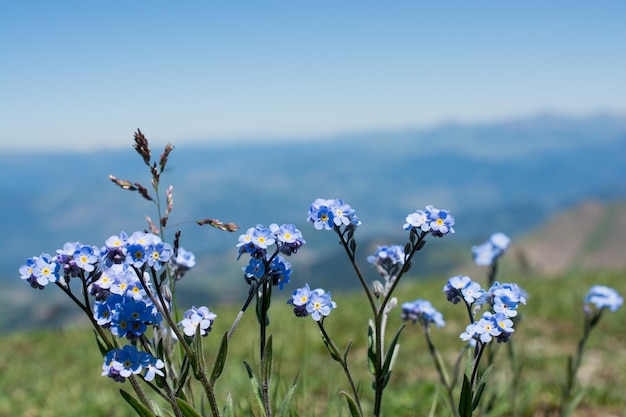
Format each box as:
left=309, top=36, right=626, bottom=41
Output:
left=244, top=361, right=266, bottom=417
left=277, top=384, right=297, bottom=417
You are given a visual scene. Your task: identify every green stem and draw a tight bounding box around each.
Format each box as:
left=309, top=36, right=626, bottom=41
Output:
left=135, top=266, right=221, bottom=417
left=318, top=321, right=363, bottom=416
left=373, top=231, right=428, bottom=416
left=559, top=309, right=602, bottom=416
left=259, top=280, right=272, bottom=417
left=129, top=374, right=159, bottom=415
left=55, top=280, right=114, bottom=350
left=335, top=226, right=378, bottom=314
left=470, top=342, right=486, bottom=391
left=424, top=327, right=459, bottom=417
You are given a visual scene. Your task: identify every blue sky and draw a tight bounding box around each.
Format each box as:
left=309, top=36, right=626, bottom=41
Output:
left=1, top=1, right=625, bottom=151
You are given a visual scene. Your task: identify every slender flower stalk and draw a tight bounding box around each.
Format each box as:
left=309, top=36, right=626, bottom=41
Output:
left=559, top=285, right=623, bottom=417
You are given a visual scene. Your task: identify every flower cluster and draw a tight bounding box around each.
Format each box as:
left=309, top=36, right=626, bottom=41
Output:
left=367, top=245, right=405, bottom=269
left=171, top=247, right=196, bottom=279
left=481, top=281, right=527, bottom=318
left=403, top=205, right=455, bottom=237
left=237, top=223, right=304, bottom=289
left=288, top=284, right=337, bottom=321
left=19, top=253, right=61, bottom=289
left=584, top=285, right=623, bottom=312
left=443, top=275, right=484, bottom=305
left=179, top=306, right=217, bottom=337
left=460, top=311, right=515, bottom=344
left=19, top=230, right=200, bottom=385
left=101, top=232, right=173, bottom=271
left=401, top=299, right=445, bottom=328
left=444, top=276, right=525, bottom=344
left=471, top=232, right=511, bottom=266
left=94, top=292, right=163, bottom=339
left=102, top=345, right=165, bottom=382
left=306, top=198, right=360, bottom=230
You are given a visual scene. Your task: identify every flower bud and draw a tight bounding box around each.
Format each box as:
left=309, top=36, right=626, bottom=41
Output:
left=373, top=280, right=384, bottom=298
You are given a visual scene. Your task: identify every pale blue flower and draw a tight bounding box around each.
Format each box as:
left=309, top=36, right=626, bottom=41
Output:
left=585, top=285, right=623, bottom=312
left=141, top=353, right=165, bottom=382
left=472, top=232, right=511, bottom=266
left=308, top=200, right=335, bottom=230
left=306, top=290, right=337, bottom=321
left=461, top=281, right=484, bottom=304
left=426, top=205, right=455, bottom=237
left=180, top=306, right=217, bottom=337
left=443, top=275, right=472, bottom=304
left=290, top=284, right=337, bottom=321
left=401, top=299, right=445, bottom=328
left=251, top=225, right=275, bottom=249
left=32, top=254, right=60, bottom=286
left=73, top=245, right=99, bottom=272
left=330, top=199, right=356, bottom=226
left=367, top=245, right=405, bottom=266
left=403, top=209, right=430, bottom=232
left=474, top=313, right=502, bottom=343
left=110, top=345, right=143, bottom=378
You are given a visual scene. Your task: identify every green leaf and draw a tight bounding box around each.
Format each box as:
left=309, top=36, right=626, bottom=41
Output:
left=192, top=324, right=204, bottom=378
left=472, top=381, right=486, bottom=411
left=343, top=340, right=354, bottom=363
left=175, top=398, right=203, bottom=417
left=322, top=335, right=341, bottom=362
left=277, top=384, right=297, bottom=417
left=562, top=389, right=586, bottom=417
left=211, top=331, right=229, bottom=384
left=156, top=337, right=165, bottom=361
left=244, top=361, right=266, bottom=417
left=472, top=363, right=493, bottom=410
left=255, top=284, right=272, bottom=327
left=119, top=389, right=156, bottom=417
left=339, top=391, right=363, bottom=417
left=459, top=374, right=473, bottom=417
left=382, top=325, right=405, bottom=376
left=349, top=239, right=357, bottom=254
left=346, top=224, right=356, bottom=241
left=367, top=320, right=376, bottom=375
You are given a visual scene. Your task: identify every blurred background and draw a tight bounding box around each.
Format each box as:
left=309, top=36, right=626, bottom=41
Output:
left=1, top=1, right=625, bottom=332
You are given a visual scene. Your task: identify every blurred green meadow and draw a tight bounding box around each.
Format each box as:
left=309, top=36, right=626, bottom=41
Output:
left=1, top=269, right=624, bottom=417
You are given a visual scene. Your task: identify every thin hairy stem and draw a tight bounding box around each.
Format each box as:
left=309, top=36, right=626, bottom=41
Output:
left=318, top=320, right=363, bottom=416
